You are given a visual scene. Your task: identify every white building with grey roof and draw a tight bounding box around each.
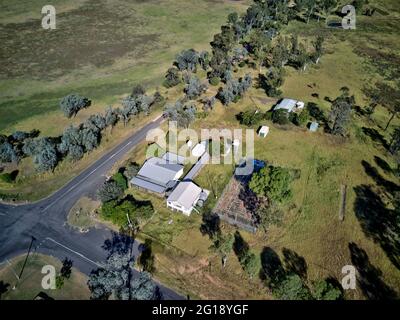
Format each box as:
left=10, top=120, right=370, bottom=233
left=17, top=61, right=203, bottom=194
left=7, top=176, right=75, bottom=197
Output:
left=167, top=181, right=206, bottom=216
left=274, top=98, right=304, bottom=113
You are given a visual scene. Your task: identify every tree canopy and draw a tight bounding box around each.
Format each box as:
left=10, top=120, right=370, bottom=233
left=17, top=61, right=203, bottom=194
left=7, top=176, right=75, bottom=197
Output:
left=249, top=165, right=294, bottom=203
left=60, top=94, right=91, bottom=118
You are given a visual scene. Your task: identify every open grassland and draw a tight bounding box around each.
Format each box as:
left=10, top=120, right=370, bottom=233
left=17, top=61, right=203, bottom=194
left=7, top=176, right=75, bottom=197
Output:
left=0, top=0, right=249, bottom=200
left=0, top=253, right=90, bottom=300
left=0, top=0, right=250, bottom=132
left=114, top=3, right=400, bottom=299
left=1, top=0, right=399, bottom=300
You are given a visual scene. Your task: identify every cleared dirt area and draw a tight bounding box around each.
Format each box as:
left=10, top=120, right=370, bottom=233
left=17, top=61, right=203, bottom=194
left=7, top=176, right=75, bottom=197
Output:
left=67, top=196, right=100, bottom=231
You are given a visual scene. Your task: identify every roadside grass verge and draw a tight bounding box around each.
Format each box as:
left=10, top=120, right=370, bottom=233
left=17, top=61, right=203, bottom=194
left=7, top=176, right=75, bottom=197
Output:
left=0, top=253, right=90, bottom=300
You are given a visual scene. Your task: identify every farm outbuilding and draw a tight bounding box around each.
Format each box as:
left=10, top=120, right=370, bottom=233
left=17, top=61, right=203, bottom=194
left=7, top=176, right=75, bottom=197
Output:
left=309, top=121, right=319, bottom=132
left=274, top=98, right=304, bottom=113
left=258, top=125, right=270, bottom=138
left=192, top=141, right=207, bottom=157
left=130, top=157, right=184, bottom=195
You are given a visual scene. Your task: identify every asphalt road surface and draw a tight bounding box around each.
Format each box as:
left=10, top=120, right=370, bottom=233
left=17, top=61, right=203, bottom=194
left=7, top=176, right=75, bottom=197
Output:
left=0, top=116, right=184, bottom=300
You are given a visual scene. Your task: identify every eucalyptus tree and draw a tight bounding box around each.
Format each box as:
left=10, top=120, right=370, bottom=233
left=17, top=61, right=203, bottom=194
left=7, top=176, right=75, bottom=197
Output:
left=59, top=94, right=91, bottom=118
left=328, top=89, right=355, bottom=136
left=105, top=106, right=119, bottom=129
left=164, top=67, right=181, bottom=88
left=202, top=97, right=216, bottom=112
left=184, top=75, right=207, bottom=100
left=175, top=49, right=199, bottom=73
left=24, top=137, right=59, bottom=172
left=0, top=141, right=19, bottom=164
left=97, top=180, right=124, bottom=203
left=198, top=51, right=210, bottom=71
left=164, top=101, right=196, bottom=128
left=58, top=125, right=84, bottom=161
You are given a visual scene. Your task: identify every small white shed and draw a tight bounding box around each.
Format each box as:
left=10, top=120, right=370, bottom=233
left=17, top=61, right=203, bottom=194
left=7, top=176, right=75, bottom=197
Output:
left=258, top=126, right=270, bottom=138
left=192, top=141, right=207, bottom=157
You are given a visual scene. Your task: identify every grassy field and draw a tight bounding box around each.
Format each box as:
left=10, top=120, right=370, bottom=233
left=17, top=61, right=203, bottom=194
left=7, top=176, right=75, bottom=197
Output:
left=109, top=2, right=400, bottom=299
left=0, top=0, right=250, bottom=200
left=1, top=0, right=399, bottom=300
left=0, top=0, right=250, bottom=132
left=0, top=253, right=90, bottom=300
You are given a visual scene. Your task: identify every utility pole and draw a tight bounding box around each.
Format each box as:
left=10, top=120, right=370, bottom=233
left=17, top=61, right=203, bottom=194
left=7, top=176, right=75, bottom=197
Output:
left=13, top=236, right=36, bottom=290
left=126, top=214, right=134, bottom=300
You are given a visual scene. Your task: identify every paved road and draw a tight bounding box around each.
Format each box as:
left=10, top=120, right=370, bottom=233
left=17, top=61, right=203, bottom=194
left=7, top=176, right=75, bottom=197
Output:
left=0, top=116, right=183, bottom=300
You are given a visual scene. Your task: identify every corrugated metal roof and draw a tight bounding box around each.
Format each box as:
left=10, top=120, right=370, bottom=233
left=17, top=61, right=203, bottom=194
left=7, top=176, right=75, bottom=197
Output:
left=275, top=99, right=297, bottom=112
left=184, top=152, right=209, bottom=180
left=162, top=152, right=186, bottom=164
left=137, top=157, right=183, bottom=186
left=167, top=181, right=202, bottom=210
left=130, top=177, right=166, bottom=194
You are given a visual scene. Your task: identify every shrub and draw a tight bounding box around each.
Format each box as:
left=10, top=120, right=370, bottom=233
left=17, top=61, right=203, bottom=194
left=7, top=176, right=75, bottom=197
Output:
left=112, top=172, right=128, bottom=190
left=101, top=200, right=133, bottom=226
left=0, top=172, right=16, bottom=183
left=196, top=112, right=208, bottom=119
left=97, top=180, right=124, bottom=203
left=163, top=67, right=181, bottom=88
left=264, top=111, right=273, bottom=120
left=101, top=197, right=154, bottom=227
left=295, top=109, right=310, bottom=127
left=209, top=77, right=220, bottom=86
left=236, top=110, right=264, bottom=126
left=306, top=102, right=325, bottom=122
left=272, top=109, right=290, bottom=125
left=249, top=165, right=293, bottom=203
left=238, top=61, right=246, bottom=68
left=232, top=95, right=241, bottom=103
left=0, top=170, right=18, bottom=183
left=241, top=252, right=259, bottom=278
left=124, top=162, right=140, bottom=180
left=273, top=274, right=312, bottom=300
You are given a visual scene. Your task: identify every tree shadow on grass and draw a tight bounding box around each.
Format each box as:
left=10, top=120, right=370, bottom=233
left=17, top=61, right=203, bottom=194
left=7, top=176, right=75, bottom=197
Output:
left=353, top=105, right=367, bottom=117
left=259, top=247, right=285, bottom=287
left=282, top=248, right=308, bottom=280
left=0, top=280, right=10, bottom=299
left=361, top=160, right=399, bottom=195
left=124, top=194, right=153, bottom=208
left=233, top=231, right=250, bottom=261
left=102, top=232, right=135, bottom=257
left=354, top=184, right=400, bottom=269
left=259, top=247, right=309, bottom=287
left=200, top=211, right=221, bottom=240
left=349, top=242, right=397, bottom=299
left=374, top=156, right=392, bottom=175
left=258, top=247, right=344, bottom=299
left=138, top=239, right=155, bottom=274
left=362, top=127, right=389, bottom=150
